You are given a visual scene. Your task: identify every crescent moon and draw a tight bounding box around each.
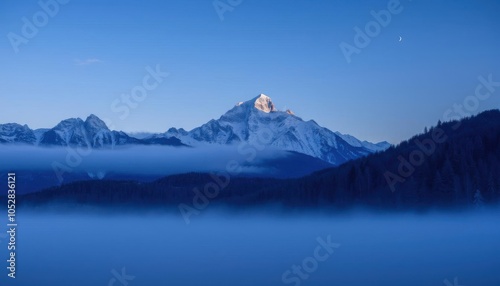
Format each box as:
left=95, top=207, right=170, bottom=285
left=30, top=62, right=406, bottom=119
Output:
left=399, top=36, right=403, bottom=42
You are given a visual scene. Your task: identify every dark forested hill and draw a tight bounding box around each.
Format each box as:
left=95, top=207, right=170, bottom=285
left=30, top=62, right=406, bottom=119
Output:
left=20, top=110, right=500, bottom=210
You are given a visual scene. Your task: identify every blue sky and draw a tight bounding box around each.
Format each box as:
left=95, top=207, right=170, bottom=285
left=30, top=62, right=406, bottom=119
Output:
left=0, top=0, right=499, bottom=143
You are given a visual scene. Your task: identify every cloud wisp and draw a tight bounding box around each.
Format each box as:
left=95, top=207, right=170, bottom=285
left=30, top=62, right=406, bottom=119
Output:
left=74, top=58, right=102, bottom=66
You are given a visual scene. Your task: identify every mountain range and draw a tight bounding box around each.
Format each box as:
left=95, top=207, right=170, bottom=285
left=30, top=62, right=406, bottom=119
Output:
left=0, top=115, right=185, bottom=148
left=21, top=110, right=500, bottom=210
left=0, top=94, right=389, bottom=165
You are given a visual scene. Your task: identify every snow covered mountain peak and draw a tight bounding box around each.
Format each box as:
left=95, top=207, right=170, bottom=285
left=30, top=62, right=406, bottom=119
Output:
left=85, top=114, right=110, bottom=131
left=161, top=93, right=391, bottom=165
left=0, top=123, right=36, bottom=144
left=252, top=94, right=277, bottom=113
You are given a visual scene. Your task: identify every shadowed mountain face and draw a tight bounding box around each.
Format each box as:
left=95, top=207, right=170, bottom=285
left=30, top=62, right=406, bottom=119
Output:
left=20, top=110, right=500, bottom=210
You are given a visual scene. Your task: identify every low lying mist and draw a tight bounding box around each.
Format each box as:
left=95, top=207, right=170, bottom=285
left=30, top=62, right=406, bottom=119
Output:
left=0, top=210, right=499, bottom=286
left=0, top=145, right=291, bottom=175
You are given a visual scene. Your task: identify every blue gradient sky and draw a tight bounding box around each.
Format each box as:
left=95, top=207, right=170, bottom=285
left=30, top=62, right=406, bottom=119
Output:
left=0, top=0, right=499, bottom=143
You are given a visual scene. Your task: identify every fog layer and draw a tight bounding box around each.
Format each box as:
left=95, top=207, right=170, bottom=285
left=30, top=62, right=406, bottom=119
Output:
left=1, top=211, right=499, bottom=285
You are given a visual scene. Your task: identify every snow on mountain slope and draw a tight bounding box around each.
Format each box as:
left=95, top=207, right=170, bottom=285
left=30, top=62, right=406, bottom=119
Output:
left=33, top=128, right=49, bottom=145
left=253, top=94, right=277, bottom=113
left=0, top=115, right=182, bottom=148
left=334, top=132, right=391, bottom=152
left=158, top=94, right=390, bottom=165
left=0, top=123, right=36, bottom=144
left=37, top=115, right=157, bottom=148
left=39, top=115, right=116, bottom=147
